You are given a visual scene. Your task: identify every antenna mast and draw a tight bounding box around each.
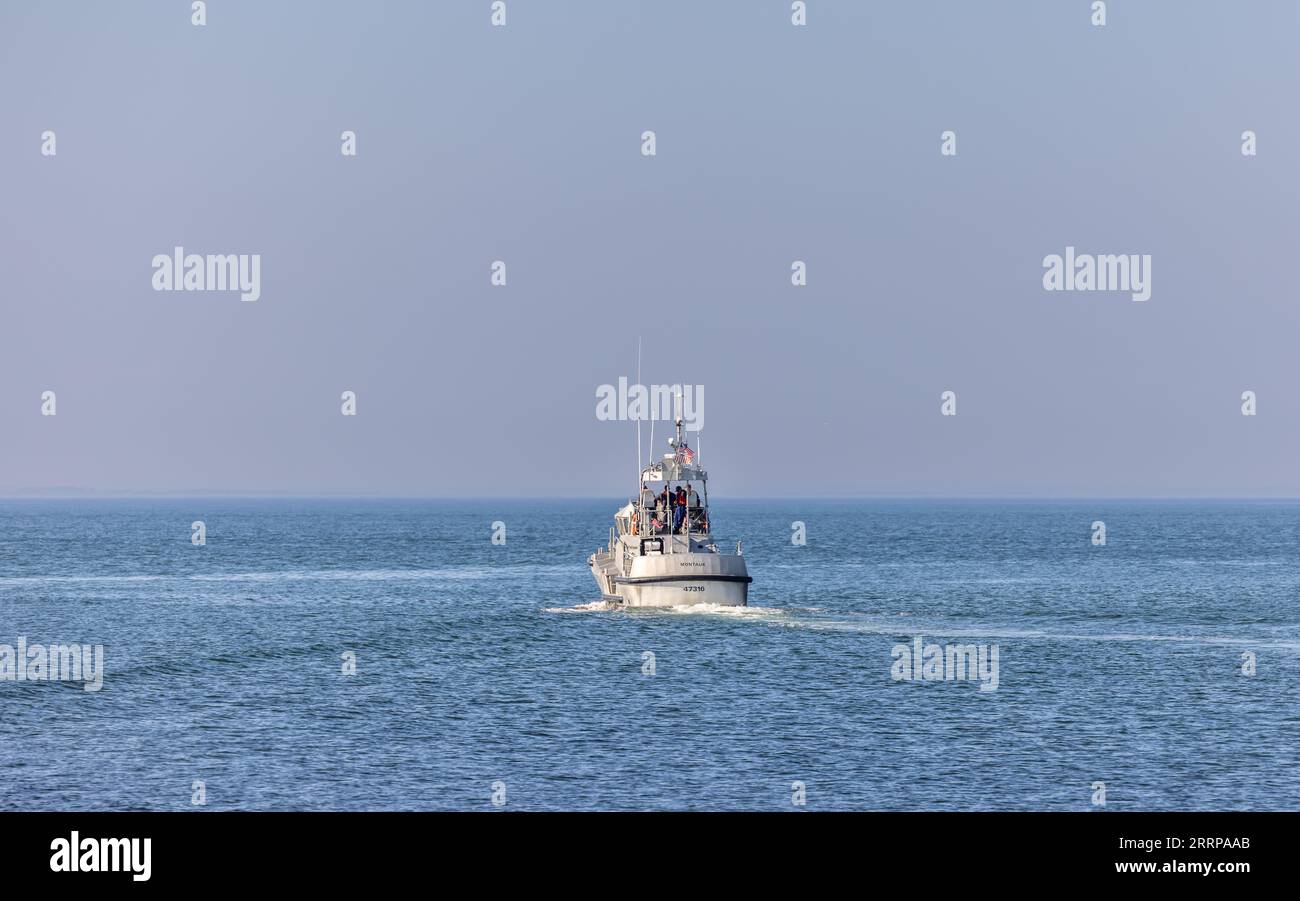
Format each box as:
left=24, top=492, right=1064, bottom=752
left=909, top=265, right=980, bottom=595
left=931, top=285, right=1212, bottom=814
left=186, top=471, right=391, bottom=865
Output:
left=675, top=390, right=683, bottom=447
left=636, top=337, right=642, bottom=473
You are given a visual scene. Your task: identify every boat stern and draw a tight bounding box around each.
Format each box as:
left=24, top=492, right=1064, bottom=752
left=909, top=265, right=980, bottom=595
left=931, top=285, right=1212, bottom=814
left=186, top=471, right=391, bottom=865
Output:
left=616, top=550, right=750, bottom=607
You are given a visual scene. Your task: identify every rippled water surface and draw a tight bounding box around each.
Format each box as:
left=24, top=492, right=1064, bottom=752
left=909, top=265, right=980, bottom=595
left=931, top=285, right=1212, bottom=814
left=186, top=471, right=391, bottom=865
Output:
left=1, top=499, right=1297, bottom=810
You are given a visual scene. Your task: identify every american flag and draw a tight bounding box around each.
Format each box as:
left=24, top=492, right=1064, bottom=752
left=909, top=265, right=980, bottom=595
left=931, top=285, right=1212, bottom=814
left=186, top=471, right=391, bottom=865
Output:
left=678, top=443, right=696, bottom=464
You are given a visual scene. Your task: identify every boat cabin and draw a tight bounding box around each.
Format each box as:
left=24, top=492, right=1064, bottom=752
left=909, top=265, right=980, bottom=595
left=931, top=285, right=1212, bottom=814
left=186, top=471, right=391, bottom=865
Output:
left=612, top=449, right=716, bottom=553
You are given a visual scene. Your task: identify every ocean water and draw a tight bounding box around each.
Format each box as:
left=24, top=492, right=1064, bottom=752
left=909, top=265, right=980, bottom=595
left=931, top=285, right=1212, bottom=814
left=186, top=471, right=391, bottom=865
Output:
left=1, top=498, right=1297, bottom=811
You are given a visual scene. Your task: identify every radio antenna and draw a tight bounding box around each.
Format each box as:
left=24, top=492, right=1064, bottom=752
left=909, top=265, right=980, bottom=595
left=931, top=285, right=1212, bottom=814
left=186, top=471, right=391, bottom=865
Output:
left=636, top=337, right=642, bottom=472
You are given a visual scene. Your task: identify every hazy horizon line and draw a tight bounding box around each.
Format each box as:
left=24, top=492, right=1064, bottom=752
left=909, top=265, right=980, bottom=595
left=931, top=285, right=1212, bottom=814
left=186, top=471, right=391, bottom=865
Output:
left=6, top=492, right=1300, bottom=503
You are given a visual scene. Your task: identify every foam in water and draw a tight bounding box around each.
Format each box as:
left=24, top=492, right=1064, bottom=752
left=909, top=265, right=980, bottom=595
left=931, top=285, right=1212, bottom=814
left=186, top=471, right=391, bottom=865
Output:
left=767, top=613, right=1300, bottom=650
left=542, top=601, right=617, bottom=614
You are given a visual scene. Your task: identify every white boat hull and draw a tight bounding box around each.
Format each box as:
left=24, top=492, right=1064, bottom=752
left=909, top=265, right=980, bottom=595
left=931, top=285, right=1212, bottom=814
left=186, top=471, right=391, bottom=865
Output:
left=589, top=539, right=750, bottom=608
left=615, top=576, right=749, bottom=608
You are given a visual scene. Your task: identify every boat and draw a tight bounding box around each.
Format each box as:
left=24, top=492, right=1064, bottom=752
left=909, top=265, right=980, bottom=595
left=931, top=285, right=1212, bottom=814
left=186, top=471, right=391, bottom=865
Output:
left=587, top=408, right=751, bottom=607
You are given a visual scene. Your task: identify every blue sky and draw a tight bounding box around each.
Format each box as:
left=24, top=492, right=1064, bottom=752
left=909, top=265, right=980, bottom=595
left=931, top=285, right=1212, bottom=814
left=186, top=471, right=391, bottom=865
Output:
left=1, top=1, right=1297, bottom=497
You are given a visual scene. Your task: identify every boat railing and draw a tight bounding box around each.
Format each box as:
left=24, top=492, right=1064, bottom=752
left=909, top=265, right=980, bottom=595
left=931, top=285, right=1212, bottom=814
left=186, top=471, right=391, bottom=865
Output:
left=633, top=505, right=710, bottom=538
